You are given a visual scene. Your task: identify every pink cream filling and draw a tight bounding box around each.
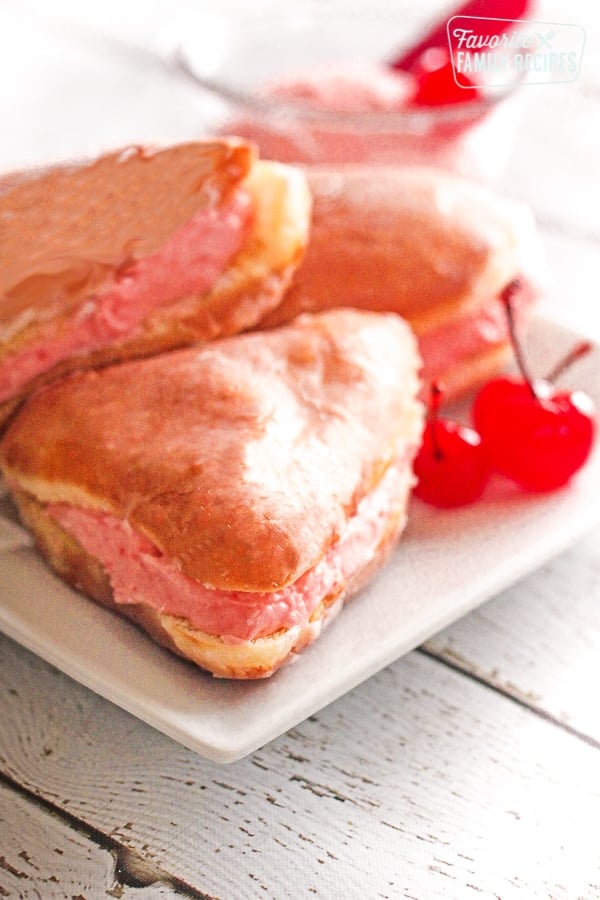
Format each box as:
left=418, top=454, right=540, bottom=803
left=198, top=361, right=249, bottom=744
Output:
left=46, top=457, right=410, bottom=643
left=418, top=278, right=536, bottom=386
left=0, top=189, right=253, bottom=404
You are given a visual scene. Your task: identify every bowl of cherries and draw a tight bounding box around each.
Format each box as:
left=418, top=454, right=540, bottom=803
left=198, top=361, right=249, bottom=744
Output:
left=413, top=281, right=597, bottom=509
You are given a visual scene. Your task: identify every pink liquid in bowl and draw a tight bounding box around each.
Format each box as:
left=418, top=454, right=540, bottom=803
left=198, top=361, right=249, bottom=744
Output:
left=216, top=61, right=521, bottom=180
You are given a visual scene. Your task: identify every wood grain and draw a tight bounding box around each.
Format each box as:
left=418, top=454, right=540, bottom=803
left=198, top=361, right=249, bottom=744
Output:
left=424, top=525, right=600, bottom=743
left=0, top=779, right=210, bottom=898
left=1, top=633, right=599, bottom=899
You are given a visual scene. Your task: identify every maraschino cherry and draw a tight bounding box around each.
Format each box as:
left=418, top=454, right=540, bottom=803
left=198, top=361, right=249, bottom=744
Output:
left=410, top=50, right=479, bottom=107
left=389, top=0, right=533, bottom=75
left=473, top=281, right=596, bottom=492
left=413, top=382, right=490, bottom=508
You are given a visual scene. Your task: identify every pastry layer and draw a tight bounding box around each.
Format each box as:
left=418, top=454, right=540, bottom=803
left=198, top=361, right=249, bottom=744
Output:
left=0, top=310, right=423, bottom=593
left=418, top=275, right=536, bottom=393
left=0, top=188, right=252, bottom=403
left=0, top=143, right=312, bottom=414
left=46, top=452, right=410, bottom=642
left=261, top=166, right=543, bottom=330
left=1, top=308, right=423, bottom=678
left=256, top=165, right=543, bottom=397
left=10, top=466, right=412, bottom=679
left=0, top=141, right=252, bottom=340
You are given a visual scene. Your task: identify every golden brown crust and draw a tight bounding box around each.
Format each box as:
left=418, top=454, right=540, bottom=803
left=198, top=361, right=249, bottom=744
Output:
left=259, top=165, right=540, bottom=333
left=0, top=397, right=21, bottom=432
left=13, top=487, right=114, bottom=606
left=0, top=141, right=251, bottom=349
left=0, top=309, right=423, bottom=592
left=9, top=462, right=412, bottom=679
left=0, top=145, right=311, bottom=423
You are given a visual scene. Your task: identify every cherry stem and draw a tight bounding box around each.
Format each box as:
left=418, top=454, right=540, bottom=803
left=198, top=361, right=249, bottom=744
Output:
left=500, top=279, right=538, bottom=400
left=545, top=341, right=593, bottom=383
left=429, top=381, right=444, bottom=461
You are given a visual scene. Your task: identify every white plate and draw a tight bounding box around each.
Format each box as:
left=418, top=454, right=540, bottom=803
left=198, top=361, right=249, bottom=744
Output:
left=0, top=316, right=599, bottom=763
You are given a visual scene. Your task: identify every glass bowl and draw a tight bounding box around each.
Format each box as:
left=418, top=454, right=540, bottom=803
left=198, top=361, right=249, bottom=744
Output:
left=170, top=9, right=524, bottom=181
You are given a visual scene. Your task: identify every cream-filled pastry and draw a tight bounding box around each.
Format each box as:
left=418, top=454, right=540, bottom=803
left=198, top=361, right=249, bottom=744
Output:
left=0, top=139, right=311, bottom=424
left=0, top=309, right=424, bottom=679
left=258, top=165, right=544, bottom=398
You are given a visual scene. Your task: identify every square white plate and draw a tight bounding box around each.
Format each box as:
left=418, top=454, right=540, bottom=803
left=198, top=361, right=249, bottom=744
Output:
left=0, top=316, right=598, bottom=763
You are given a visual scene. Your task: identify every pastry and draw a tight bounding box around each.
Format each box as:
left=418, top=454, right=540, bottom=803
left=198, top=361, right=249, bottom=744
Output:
left=0, top=139, right=311, bottom=424
left=0, top=309, right=424, bottom=679
left=258, top=165, right=543, bottom=398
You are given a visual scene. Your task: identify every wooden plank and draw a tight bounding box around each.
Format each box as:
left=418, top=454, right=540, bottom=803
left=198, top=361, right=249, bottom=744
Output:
left=424, top=525, right=600, bottom=743
left=1, top=633, right=599, bottom=899
left=0, top=779, right=204, bottom=898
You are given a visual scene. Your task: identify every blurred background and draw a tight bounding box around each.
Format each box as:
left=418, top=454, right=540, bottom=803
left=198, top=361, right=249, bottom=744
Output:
left=1, top=0, right=598, bottom=336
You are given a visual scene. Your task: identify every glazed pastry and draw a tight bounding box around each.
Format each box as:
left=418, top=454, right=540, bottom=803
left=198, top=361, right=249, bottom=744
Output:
left=258, top=165, right=544, bottom=398
left=0, top=309, right=424, bottom=679
left=0, top=139, right=311, bottom=424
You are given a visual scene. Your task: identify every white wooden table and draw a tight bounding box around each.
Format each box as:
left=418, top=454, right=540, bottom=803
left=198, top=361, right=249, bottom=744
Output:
left=1, top=1, right=599, bottom=897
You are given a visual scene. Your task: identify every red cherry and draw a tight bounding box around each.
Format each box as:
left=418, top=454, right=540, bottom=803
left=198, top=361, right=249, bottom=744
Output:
left=473, top=282, right=596, bottom=492
left=413, top=383, right=490, bottom=508
left=388, top=0, right=533, bottom=75
left=474, top=378, right=595, bottom=492
left=410, top=48, right=480, bottom=107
